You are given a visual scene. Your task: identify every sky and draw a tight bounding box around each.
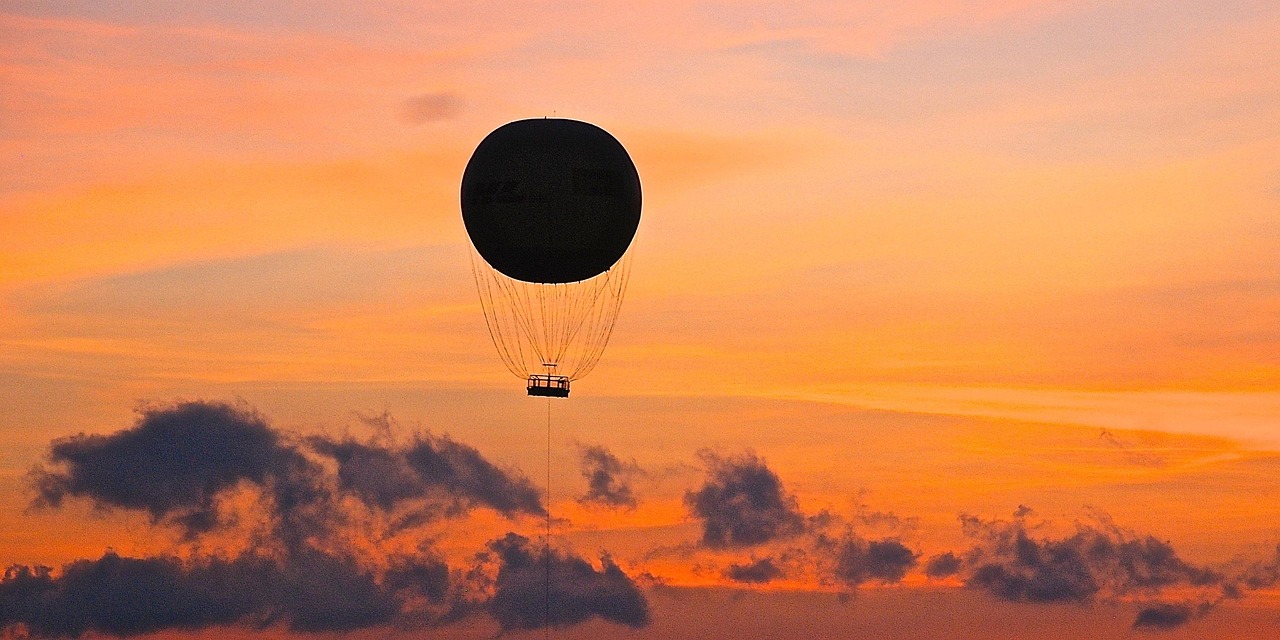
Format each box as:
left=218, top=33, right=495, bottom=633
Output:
left=2, top=0, right=1279, bottom=637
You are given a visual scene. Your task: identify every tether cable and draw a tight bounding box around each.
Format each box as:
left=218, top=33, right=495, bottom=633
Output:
left=545, top=396, right=552, bottom=639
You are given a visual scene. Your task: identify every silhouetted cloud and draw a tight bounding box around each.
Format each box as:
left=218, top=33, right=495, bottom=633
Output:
left=1132, top=603, right=1199, bottom=630
left=959, top=513, right=1220, bottom=605
left=949, top=511, right=1232, bottom=631
left=828, top=536, right=917, bottom=586
left=723, top=557, right=784, bottom=584
left=30, top=401, right=312, bottom=538
left=577, top=444, right=640, bottom=509
left=312, top=434, right=545, bottom=518
left=9, top=400, right=635, bottom=638
left=31, top=400, right=543, bottom=546
left=407, top=436, right=545, bottom=517
left=1, top=554, right=252, bottom=637
left=682, top=455, right=919, bottom=589
left=924, top=551, right=962, bottom=578
left=685, top=450, right=805, bottom=547
left=401, top=92, right=461, bottom=123
left=0, top=548, right=449, bottom=637
left=484, top=533, right=649, bottom=631
left=384, top=553, right=452, bottom=604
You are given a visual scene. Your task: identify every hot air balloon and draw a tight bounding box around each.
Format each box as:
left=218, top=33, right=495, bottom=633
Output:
left=462, top=118, right=640, bottom=397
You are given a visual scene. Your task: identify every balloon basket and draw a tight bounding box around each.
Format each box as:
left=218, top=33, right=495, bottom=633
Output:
left=527, top=374, right=570, bottom=398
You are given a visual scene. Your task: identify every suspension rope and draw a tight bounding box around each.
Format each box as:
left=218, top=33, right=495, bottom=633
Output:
left=471, top=252, right=524, bottom=378
left=471, top=248, right=633, bottom=380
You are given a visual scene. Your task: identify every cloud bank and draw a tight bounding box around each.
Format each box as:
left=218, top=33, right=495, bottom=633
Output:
left=6, top=400, right=647, bottom=638
left=13, top=403, right=1280, bottom=636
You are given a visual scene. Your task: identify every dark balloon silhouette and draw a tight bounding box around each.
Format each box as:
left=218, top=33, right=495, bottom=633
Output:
left=461, top=118, right=640, bottom=396
left=461, top=118, right=641, bottom=285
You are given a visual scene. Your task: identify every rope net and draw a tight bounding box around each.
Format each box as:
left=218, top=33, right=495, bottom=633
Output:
left=471, top=250, right=631, bottom=381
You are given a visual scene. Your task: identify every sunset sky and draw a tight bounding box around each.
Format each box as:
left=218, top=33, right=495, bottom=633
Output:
left=3, top=1, right=1280, bottom=637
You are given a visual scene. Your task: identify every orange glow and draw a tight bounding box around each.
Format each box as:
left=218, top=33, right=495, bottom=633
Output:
left=4, top=1, right=1280, bottom=637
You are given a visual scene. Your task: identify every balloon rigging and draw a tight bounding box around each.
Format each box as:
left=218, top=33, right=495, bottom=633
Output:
left=461, top=118, right=641, bottom=631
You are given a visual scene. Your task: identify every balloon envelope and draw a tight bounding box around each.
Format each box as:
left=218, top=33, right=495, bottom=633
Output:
left=461, top=118, right=641, bottom=284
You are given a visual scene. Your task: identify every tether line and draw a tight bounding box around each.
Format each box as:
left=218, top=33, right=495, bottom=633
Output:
left=545, top=396, right=552, bottom=639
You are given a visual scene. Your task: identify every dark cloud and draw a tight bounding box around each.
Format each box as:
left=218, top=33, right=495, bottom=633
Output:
left=384, top=553, right=452, bottom=604
left=485, top=533, right=649, bottom=631
left=271, top=547, right=428, bottom=632
left=313, top=437, right=420, bottom=510
left=723, top=557, right=784, bottom=584
left=311, top=434, right=544, bottom=519
left=1132, top=603, right=1197, bottom=631
left=577, top=444, right=640, bottom=510
left=31, top=401, right=542, bottom=545
left=401, top=92, right=462, bottom=124
left=924, top=551, right=962, bottom=578
left=0, top=548, right=449, bottom=637
left=0, top=554, right=251, bottom=637
left=684, top=450, right=805, bottom=548
left=829, top=536, right=917, bottom=586
left=959, top=513, right=1220, bottom=605
left=402, top=436, right=544, bottom=517
left=8, top=400, right=620, bottom=638
left=30, top=401, right=309, bottom=538
left=952, top=511, right=1231, bottom=631
left=682, top=454, right=918, bottom=590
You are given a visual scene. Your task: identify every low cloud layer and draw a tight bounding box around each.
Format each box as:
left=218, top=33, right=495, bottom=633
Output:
left=14, top=401, right=1280, bottom=636
left=947, top=511, right=1229, bottom=630
left=0, top=549, right=446, bottom=637
left=5, top=401, right=647, bottom=638
left=679, top=450, right=1263, bottom=633
left=959, top=513, right=1220, bottom=604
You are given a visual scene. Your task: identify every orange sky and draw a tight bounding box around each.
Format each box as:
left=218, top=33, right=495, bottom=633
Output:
left=2, top=1, right=1280, bottom=638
